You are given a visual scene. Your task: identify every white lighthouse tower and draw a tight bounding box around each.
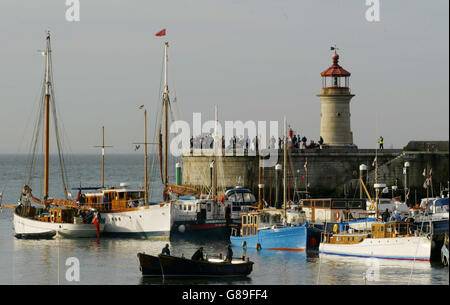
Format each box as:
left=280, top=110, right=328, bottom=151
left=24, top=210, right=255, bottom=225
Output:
left=317, top=48, right=356, bottom=147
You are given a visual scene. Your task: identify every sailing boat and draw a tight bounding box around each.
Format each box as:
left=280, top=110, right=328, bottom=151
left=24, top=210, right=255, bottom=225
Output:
left=12, top=32, right=104, bottom=239
left=66, top=44, right=174, bottom=238
left=230, top=118, right=308, bottom=251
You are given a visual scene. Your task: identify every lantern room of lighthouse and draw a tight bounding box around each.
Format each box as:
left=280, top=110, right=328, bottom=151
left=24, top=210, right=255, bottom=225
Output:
left=317, top=47, right=356, bottom=147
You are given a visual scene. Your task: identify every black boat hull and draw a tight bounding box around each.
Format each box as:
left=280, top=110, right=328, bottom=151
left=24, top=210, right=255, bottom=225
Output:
left=170, top=220, right=240, bottom=240
left=137, top=253, right=253, bottom=278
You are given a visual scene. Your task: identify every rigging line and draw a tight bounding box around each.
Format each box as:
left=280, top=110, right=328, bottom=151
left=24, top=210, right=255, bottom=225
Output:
left=25, top=76, right=46, bottom=189
left=2, top=66, right=44, bottom=198
left=49, top=67, right=75, bottom=189
left=26, top=81, right=46, bottom=198
left=49, top=55, right=70, bottom=199
left=50, top=91, right=69, bottom=198
left=148, top=60, right=165, bottom=201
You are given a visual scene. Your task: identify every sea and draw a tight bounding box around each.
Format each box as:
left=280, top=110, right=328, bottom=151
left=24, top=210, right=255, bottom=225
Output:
left=0, top=154, right=448, bottom=285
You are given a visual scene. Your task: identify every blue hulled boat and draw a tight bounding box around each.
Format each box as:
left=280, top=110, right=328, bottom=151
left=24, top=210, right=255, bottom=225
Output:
left=230, top=210, right=307, bottom=251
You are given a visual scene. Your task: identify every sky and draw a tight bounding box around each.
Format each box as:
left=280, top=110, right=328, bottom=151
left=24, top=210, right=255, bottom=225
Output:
left=0, top=0, right=448, bottom=153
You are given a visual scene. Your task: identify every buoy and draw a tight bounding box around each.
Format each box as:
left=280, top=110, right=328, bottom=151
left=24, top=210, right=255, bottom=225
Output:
left=256, top=243, right=261, bottom=251
left=178, top=224, right=186, bottom=233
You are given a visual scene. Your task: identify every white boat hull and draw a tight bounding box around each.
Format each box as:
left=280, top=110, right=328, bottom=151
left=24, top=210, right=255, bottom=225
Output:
left=14, top=213, right=104, bottom=238
left=100, top=203, right=171, bottom=238
left=320, top=236, right=431, bottom=261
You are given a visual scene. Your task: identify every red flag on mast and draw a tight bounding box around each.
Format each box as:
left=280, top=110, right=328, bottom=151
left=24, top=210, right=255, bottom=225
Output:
left=155, top=29, right=166, bottom=37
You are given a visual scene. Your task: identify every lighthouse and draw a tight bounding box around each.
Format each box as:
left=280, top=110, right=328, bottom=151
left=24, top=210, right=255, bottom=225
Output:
left=317, top=48, right=355, bottom=147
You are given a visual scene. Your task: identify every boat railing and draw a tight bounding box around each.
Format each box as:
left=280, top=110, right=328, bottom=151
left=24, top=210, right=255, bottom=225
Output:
left=77, top=198, right=148, bottom=211
left=321, top=231, right=333, bottom=243
left=231, top=227, right=240, bottom=237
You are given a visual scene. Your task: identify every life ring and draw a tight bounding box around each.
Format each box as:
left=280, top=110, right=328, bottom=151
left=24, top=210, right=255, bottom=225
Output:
left=50, top=214, right=55, bottom=223
left=334, top=211, right=340, bottom=221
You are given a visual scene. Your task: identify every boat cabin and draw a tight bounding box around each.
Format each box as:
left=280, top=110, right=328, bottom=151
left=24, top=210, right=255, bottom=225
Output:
left=34, top=208, right=75, bottom=224
left=77, top=186, right=145, bottom=211
left=172, top=198, right=230, bottom=222
left=301, top=198, right=367, bottom=223
left=224, top=187, right=257, bottom=216
left=237, top=210, right=285, bottom=237
left=322, top=221, right=414, bottom=244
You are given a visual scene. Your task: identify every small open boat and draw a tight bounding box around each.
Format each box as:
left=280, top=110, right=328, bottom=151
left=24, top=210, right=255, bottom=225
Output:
left=137, top=253, right=254, bottom=278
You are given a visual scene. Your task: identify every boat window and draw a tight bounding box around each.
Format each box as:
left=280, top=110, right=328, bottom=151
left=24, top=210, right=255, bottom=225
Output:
left=254, top=216, right=258, bottom=225
left=243, top=193, right=256, bottom=203
left=235, top=193, right=244, bottom=203
left=243, top=216, right=247, bottom=225
left=348, top=200, right=362, bottom=208
left=129, top=192, right=142, bottom=200
left=380, top=226, right=384, bottom=232
left=323, top=200, right=331, bottom=208
left=314, top=200, right=324, bottom=208
left=207, top=204, right=211, bottom=212
left=118, top=192, right=125, bottom=200
left=302, top=200, right=310, bottom=207
left=332, top=201, right=346, bottom=208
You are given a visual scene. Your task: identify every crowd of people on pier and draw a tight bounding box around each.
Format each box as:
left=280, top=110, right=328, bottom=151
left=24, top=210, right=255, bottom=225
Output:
left=189, top=128, right=325, bottom=152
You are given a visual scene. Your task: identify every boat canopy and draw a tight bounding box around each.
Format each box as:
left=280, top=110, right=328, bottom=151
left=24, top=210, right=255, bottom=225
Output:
left=435, top=198, right=449, bottom=207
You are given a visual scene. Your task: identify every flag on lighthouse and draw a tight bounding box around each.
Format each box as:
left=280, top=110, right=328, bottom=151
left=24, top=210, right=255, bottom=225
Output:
left=155, top=29, right=166, bottom=37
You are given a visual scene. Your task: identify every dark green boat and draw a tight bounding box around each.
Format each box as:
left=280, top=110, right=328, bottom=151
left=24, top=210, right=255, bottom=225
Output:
left=137, top=253, right=254, bottom=278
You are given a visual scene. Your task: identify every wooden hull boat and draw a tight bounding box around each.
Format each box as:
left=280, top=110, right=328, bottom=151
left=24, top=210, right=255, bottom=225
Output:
left=14, top=209, right=105, bottom=239
left=319, top=222, right=432, bottom=261
left=137, top=253, right=254, bottom=278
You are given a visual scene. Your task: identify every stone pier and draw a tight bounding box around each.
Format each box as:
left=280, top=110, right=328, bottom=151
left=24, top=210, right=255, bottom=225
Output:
left=181, top=141, right=449, bottom=204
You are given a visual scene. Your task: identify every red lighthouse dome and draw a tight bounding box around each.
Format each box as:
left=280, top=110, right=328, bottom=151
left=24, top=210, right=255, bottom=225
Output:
left=321, top=49, right=351, bottom=88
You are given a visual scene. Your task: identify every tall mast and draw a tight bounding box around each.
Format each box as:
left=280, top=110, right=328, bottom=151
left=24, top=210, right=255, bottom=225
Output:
left=145, top=109, right=148, bottom=202
left=94, top=126, right=113, bottom=189
left=305, top=157, right=309, bottom=198
left=375, top=148, right=379, bottom=219
left=258, top=142, right=262, bottom=210
left=213, top=105, right=218, bottom=200
left=43, top=32, right=51, bottom=202
left=102, top=126, right=105, bottom=188
left=283, top=117, right=287, bottom=218
left=163, top=42, right=169, bottom=198
left=134, top=106, right=149, bottom=202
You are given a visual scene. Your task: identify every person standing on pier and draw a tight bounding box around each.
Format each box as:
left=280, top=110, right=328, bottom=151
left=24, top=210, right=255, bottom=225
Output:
left=318, top=136, right=324, bottom=149
left=379, top=136, right=384, bottom=150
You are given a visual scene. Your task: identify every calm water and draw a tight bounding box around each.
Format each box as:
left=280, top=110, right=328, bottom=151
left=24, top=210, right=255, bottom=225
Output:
left=0, top=154, right=448, bottom=285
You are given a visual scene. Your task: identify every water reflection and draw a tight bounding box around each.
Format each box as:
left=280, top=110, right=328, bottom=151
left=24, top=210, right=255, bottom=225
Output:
left=2, top=229, right=447, bottom=285
left=139, top=276, right=252, bottom=285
